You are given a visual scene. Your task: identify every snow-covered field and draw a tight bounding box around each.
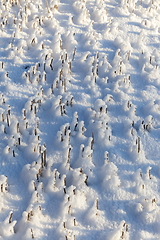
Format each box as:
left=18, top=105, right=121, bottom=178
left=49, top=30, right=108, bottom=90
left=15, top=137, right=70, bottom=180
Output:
left=0, top=0, right=160, bottom=239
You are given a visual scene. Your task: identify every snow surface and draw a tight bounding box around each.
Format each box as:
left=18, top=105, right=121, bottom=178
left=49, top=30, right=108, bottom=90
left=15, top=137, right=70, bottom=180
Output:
left=0, top=0, right=160, bottom=239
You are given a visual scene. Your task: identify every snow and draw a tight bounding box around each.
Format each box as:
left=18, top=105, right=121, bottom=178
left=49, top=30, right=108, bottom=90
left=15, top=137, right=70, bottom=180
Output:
left=0, top=0, right=160, bottom=239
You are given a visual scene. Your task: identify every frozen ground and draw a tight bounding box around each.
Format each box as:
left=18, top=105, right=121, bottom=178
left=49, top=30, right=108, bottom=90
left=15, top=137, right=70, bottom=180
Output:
left=0, top=0, right=160, bottom=239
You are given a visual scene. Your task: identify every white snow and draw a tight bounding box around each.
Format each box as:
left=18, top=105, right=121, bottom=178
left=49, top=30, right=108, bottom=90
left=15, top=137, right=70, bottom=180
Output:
left=0, top=0, right=160, bottom=239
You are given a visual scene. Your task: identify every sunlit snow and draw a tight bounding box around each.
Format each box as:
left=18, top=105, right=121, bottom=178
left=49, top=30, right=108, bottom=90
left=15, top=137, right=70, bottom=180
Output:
left=0, top=0, right=160, bottom=239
